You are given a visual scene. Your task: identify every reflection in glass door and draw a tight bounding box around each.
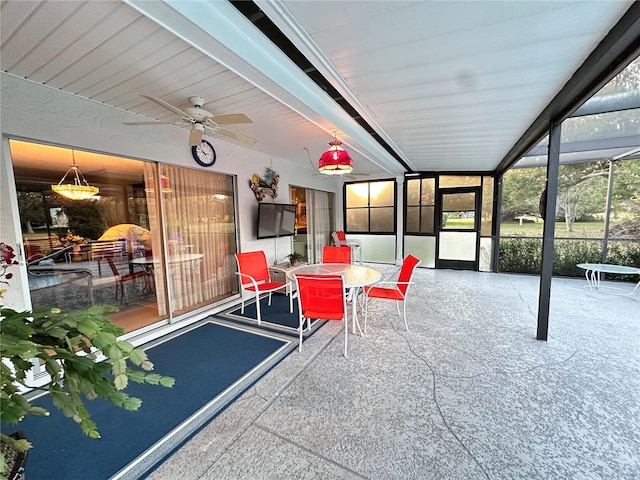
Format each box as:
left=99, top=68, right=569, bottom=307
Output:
left=10, top=140, right=166, bottom=334
left=154, top=165, right=237, bottom=318
left=437, top=187, right=480, bottom=270
left=10, top=140, right=239, bottom=333
left=291, top=186, right=334, bottom=264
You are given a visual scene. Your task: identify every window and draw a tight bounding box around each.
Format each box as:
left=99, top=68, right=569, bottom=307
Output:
left=406, top=177, right=435, bottom=234
left=441, top=192, right=476, bottom=230
left=345, top=180, right=395, bottom=233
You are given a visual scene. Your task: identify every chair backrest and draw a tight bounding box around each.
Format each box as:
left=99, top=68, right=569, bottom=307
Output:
left=332, top=231, right=348, bottom=246
left=322, top=245, right=351, bottom=264
left=397, top=255, right=421, bottom=295
left=295, top=274, right=347, bottom=321
left=235, top=251, right=270, bottom=285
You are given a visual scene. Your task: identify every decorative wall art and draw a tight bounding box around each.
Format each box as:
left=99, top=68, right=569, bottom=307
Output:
left=250, top=167, right=279, bottom=201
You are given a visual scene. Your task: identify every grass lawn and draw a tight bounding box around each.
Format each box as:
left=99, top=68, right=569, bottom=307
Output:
left=446, top=217, right=611, bottom=238
left=501, top=221, right=608, bottom=238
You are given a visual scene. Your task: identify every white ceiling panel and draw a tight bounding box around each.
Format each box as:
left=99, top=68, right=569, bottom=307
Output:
left=1, top=0, right=636, bottom=177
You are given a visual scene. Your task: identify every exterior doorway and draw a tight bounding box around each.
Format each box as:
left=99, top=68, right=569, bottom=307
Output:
left=436, top=186, right=481, bottom=270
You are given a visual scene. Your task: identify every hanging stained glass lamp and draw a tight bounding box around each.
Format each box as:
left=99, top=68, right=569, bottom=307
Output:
left=318, top=137, right=353, bottom=175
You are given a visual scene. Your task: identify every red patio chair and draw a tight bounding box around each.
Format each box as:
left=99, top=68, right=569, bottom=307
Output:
left=235, top=251, right=293, bottom=324
left=322, top=245, right=352, bottom=264
left=106, top=257, right=151, bottom=306
left=294, top=273, right=349, bottom=357
left=363, top=255, right=421, bottom=332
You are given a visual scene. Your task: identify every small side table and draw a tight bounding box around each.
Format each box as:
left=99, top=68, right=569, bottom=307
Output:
left=576, top=263, right=640, bottom=300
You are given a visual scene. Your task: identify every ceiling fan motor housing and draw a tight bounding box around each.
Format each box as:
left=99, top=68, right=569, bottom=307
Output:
left=189, top=96, right=205, bottom=107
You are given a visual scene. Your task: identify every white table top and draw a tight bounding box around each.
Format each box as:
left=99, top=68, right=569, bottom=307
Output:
left=287, top=263, right=381, bottom=288
left=577, top=263, right=640, bottom=275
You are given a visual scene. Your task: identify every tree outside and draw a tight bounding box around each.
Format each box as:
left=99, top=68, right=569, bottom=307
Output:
left=502, top=157, right=640, bottom=237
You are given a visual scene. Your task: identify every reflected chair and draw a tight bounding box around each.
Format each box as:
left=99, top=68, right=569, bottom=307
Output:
left=294, top=274, right=349, bottom=357
left=106, top=257, right=151, bottom=306
left=235, top=251, right=293, bottom=324
left=363, top=255, right=421, bottom=332
left=322, top=245, right=352, bottom=264
left=331, top=231, right=362, bottom=263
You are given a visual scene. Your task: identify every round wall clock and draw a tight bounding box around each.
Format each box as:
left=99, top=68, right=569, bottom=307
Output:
left=191, top=140, right=216, bottom=167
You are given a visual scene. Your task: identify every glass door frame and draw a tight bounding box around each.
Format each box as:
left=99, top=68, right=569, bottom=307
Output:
left=436, top=186, right=482, bottom=270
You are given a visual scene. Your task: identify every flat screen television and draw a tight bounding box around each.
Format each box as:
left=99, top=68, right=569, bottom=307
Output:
left=257, top=203, right=297, bottom=239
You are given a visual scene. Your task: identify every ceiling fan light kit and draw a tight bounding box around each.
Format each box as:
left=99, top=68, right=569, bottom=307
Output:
left=318, top=137, right=353, bottom=175
left=51, top=151, right=99, bottom=200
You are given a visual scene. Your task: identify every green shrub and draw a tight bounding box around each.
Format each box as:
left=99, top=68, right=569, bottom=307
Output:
left=498, top=236, right=639, bottom=280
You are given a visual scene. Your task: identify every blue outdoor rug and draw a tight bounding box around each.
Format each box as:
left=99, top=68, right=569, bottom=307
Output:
left=222, top=293, right=322, bottom=334
left=14, top=320, right=294, bottom=480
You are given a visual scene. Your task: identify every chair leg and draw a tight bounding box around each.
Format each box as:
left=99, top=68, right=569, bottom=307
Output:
left=402, top=300, right=409, bottom=331
left=288, top=288, right=293, bottom=313
left=299, top=315, right=304, bottom=352
left=255, top=292, right=262, bottom=324
left=343, top=317, right=348, bottom=358
left=121, top=281, right=129, bottom=306
left=364, top=295, right=369, bottom=333
left=240, top=296, right=245, bottom=314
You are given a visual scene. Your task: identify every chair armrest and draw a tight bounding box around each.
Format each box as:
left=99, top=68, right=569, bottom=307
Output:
left=236, top=271, right=259, bottom=287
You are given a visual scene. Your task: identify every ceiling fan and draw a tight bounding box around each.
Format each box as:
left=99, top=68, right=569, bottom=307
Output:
left=124, top=95, right=256, bottom=146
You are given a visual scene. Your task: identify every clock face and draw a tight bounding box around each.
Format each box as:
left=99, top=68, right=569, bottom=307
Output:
left=191, top=140, right=216, bottom=167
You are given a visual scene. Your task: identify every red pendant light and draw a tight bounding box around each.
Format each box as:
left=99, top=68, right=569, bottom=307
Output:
left=318, top=137, right=353, bottom=175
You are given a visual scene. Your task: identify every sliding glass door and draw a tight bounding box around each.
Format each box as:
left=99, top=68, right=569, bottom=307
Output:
left=152, top=164, right=237, bottom=316
left=291, top=186, right=334, bottom=264
left=9, top=140, right=238, bottom=332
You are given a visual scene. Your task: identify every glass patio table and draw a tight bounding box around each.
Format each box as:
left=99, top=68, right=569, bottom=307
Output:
left=576, top=263, right=640, bottom=300
left=287, top=263, right=381, bottom=334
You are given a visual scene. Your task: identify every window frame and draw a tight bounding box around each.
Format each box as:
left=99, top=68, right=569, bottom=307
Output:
left=343, top=179, right=397, bottom=234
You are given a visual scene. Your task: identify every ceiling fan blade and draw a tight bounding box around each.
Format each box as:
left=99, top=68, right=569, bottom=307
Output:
left=141, top=95, right=192, bottom=120
left=208, top=113, right=253, bottom=125
left=189, top=129, right=203, bottom=146
left=123, top=121, right=176, bottom=126
left=217, top=128, right=257, bottom=145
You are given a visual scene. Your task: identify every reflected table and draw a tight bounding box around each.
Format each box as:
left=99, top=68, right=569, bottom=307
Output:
left=287, top=263, right=381, bottom=334
left=576, top=263, right=640, bottom=300
left=131, top=253, right=204, bottom=294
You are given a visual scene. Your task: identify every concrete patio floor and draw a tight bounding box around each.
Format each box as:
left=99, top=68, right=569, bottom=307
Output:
left=147, top=267, right=640, bottom=480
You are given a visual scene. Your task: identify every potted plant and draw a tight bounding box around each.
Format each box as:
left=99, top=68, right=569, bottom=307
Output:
left=286, top=252, right=304, bottom=266
left=0, top=242, right=175, bottom=479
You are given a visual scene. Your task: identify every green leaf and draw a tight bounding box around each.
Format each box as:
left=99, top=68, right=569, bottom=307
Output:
left=114, top=373, right=128, bottom=391
left=159, top=376, right=176, bottom=388
left=107, top=344, right=124, bottom=361
left=76, top=318, right=99, bottom=338
left=122, top=396, right=142, bottom=411
left=128, top=348, right=148, bottom=366
left=143, top=373, right=161, bottom=385
left=127, top=370, right=146, bottom=384
left=115, top=340, right=134, bottom=355
left=112, top=359, right=127, bottom=376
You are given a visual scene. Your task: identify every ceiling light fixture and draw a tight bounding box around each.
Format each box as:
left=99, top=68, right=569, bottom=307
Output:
left=318, top=136, right=353, bottom=175
left=51, top=151, right=99, bottom=200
